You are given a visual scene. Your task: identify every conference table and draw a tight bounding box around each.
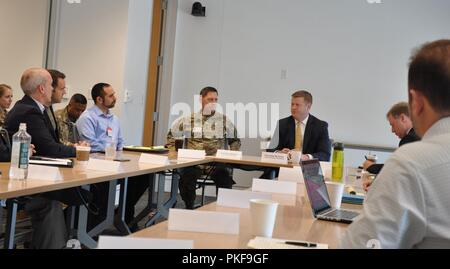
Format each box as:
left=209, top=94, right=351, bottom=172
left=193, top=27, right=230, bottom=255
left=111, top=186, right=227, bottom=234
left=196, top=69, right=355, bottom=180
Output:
left=0, top=151, right=296, bottom=249
left=0, top=152, right=211, bottom=249
left=130, top=185, right=360, bottom=249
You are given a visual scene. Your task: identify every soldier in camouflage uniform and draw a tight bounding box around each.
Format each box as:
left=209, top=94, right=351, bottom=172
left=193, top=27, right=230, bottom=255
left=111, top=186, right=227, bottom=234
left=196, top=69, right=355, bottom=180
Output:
left=0, top=84, right=13, bottom=127
left=167, top=87, right=241, bottom=209
left=55, top=94, right=87, bottom=146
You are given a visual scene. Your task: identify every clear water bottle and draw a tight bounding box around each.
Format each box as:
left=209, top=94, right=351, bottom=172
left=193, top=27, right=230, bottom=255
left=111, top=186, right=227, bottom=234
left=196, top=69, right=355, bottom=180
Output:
left=9, top=123, right=32, bottom=180
left=331, top=142, right=344, bottom=183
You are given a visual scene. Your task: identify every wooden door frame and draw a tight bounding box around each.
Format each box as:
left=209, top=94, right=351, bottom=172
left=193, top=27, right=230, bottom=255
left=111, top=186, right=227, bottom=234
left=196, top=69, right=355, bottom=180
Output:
left=142, top=0, right=165, bottom=146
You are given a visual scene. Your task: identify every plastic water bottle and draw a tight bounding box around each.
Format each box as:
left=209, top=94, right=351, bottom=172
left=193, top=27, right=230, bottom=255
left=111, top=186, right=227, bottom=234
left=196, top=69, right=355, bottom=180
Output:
left=9, top=123, right=32, bottom=180
left=331, top=142, right=344, bottom=183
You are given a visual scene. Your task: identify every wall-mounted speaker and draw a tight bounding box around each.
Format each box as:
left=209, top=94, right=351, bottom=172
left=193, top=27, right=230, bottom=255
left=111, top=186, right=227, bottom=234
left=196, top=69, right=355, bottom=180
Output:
left=192, top=2, right=206, bottom=17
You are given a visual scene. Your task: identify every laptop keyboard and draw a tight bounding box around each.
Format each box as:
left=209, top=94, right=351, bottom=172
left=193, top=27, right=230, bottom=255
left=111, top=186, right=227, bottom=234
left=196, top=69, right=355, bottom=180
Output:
left=323, top=209, right=359, bottom=219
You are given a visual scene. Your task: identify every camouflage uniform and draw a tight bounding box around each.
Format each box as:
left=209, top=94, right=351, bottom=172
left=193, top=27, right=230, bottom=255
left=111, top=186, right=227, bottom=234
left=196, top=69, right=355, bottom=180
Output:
left=55, top=107, right=78, bottom=146
left=167, top=111, right=241, bottom=209
left=0, top=109, right=7, bottom=127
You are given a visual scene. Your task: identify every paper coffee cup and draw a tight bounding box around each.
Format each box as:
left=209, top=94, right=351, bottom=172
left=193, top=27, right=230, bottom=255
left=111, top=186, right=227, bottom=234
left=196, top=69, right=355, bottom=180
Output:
left=249, top=199, right=279, bottom=238
left=76, top=146, right=91, bottom=162
left=325, top=182, right=345, bottom=209
left=289, top=150, right=302, bottom=165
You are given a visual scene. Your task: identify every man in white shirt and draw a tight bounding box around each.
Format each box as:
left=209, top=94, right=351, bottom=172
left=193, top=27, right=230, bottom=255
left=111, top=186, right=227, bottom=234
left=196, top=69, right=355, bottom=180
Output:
left=341, top=39, right=450, bottom=249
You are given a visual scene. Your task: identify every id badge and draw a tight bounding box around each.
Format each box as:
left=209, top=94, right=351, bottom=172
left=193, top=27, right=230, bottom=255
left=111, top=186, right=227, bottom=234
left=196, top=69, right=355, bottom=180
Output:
left=107, top=127, right=113, bottom=138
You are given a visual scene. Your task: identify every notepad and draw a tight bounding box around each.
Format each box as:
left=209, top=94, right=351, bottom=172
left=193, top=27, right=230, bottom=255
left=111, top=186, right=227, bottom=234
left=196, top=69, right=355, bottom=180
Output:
left=247, top=237, right=328, bottom=249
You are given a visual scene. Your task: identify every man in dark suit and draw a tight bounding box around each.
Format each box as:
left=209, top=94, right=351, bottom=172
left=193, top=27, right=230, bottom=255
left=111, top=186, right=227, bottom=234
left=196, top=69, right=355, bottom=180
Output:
left=261, top=90, right=331, bottom=178
left=4, top=68, right=80, bottom=248
left=5, top=70, right=76, bottom=158
left=363, top=102, right=420, bottom=177
left=0, top=127, right=11, bottom=162
left=46, top=69, right=67, bottom=141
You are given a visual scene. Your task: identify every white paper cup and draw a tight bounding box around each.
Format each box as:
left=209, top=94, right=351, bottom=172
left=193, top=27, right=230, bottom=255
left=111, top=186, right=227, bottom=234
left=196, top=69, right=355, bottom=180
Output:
left=325, top=182, right=345, bottom=209
left=289, top=150, right=302, bottom=165
left=249, top=199, right=279, bottom=237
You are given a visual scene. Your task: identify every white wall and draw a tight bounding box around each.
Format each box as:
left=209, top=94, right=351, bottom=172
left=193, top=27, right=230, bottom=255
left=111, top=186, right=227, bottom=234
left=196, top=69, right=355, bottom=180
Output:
left=165, top=0, right=450, bottom=186
left=0, top=0, right=49, bottom=104
left=46, top=0, right=155, bottom=146
left=168, top=0, right=450, bottom=149
left=48, top=0, right=130, bottom=119
left=120, top=0, right=154, bottom=145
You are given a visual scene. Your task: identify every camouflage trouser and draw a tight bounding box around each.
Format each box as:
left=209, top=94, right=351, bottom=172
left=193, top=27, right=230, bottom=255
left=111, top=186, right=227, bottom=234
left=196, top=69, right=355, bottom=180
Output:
left=177, top=163, right=235, bottom=209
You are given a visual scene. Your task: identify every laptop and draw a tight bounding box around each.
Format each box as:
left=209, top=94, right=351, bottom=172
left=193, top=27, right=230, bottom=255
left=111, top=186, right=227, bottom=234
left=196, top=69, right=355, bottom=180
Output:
left=301, top=159, right=359, bottom=224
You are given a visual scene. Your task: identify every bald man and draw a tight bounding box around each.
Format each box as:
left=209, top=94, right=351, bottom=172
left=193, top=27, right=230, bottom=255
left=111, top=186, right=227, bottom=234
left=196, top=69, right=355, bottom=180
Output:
left=5, top=68, right=84, bottom=248
left=5, top=68, right=78, bottom=158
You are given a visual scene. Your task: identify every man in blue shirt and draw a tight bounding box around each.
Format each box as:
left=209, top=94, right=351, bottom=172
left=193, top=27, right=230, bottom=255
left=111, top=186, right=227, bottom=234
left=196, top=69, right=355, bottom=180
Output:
left=77, top=83, right=150, bottom=232
left=77, top=83, right=123, bottom=151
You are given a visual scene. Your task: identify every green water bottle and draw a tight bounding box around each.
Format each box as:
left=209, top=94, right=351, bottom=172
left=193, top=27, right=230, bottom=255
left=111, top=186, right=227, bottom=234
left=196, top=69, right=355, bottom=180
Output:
left=331, top=143, right=344, bottom=183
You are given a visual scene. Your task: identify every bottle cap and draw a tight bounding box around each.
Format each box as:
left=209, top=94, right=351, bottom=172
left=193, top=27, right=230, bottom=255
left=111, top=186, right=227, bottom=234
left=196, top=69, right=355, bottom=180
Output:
left=333, top=142, right=344, bottom=150
left=19, top=123, right=27, bottom=131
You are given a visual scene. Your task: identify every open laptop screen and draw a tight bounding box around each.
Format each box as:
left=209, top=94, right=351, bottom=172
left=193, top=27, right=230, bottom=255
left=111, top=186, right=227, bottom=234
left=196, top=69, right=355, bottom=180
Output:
left=301, top=159, right=332, bottom=215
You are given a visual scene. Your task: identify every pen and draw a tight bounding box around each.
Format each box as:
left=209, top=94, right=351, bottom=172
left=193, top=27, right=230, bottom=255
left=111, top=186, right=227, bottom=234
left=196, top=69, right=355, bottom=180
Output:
left=285, top=241, right=317, bottom=247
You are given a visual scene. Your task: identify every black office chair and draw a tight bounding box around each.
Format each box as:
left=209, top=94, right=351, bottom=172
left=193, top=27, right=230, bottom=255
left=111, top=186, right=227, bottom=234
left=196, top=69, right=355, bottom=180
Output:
left=195, top=175, right=216, bottom=207
left=194, top=141, right=235, bottom=208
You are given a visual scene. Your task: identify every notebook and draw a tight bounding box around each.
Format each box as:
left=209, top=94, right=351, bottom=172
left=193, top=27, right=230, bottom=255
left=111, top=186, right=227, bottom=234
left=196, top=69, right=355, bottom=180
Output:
left=123, top=145, right=169, bottom=154
left=29, top=156, right=73, bottom=168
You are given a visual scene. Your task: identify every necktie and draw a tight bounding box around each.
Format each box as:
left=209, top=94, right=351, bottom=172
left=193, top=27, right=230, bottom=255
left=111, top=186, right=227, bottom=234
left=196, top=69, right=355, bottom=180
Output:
left=294, top=122, right=303, bottom=150
left=46, top=107, right=57, bottom=132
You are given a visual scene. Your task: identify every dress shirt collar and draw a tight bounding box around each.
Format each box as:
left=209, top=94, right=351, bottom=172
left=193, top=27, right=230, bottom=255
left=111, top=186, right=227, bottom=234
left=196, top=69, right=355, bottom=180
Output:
left=406, top=128, right=413, bottom=136
left=93, top=105, right=113, bottom=118
left=422, top=117, right=450, bottom=141
left=295, top=115, right=309, bottom=126
left=30, top=96, right=46, bottom=113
